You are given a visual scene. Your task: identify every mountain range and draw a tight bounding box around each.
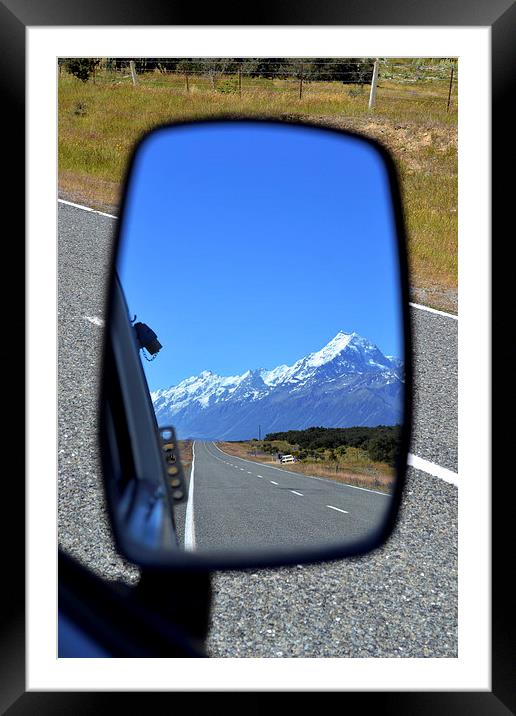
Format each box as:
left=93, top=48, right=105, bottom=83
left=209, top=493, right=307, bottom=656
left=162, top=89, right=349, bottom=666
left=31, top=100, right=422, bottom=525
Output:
left=151, top=331, right=404, bottom=440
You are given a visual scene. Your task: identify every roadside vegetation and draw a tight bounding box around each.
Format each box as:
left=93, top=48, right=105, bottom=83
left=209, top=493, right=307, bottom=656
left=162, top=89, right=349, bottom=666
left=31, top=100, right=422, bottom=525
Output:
left=265, top=425, right=401, bottom=466
left=217, top=426, right=397, bottom=493
left=58, top=57, right=457, bottom=312
left=177, top=439, right=193, bottom=471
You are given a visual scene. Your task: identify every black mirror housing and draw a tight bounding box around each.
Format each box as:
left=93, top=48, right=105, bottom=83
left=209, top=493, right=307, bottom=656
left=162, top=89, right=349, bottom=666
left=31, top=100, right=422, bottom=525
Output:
left=99, top=118, right=413, bottom=571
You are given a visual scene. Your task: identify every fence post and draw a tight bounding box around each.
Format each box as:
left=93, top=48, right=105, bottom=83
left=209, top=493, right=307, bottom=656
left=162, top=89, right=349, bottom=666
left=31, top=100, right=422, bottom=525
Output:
left=368, top=58, right=379, bottom=110
left=446, top=66, right=455, bottom=112
left=129, top=60, right=137, bottom=86
left=239, top=64, right=242, bottom=98
left=299, top=63, right=304, bottom=100
left=185, top=73, right=190, bottom=93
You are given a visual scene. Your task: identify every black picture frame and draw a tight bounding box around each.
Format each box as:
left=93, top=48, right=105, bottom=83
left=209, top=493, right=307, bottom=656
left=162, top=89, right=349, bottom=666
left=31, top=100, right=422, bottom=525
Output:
left=11, top=0, right=512, bottom=710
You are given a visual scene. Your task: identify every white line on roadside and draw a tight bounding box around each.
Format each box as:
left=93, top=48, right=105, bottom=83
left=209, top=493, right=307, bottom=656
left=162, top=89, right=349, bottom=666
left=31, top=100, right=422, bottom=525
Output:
left=327, top=505, right=349, bottom=514
left=58, top=198, right=118, bottom=220
left=409, top=302, right=458, bottom=320
left=60, top=200, right=458, bottom=323
left=291, top=491, right=304, bottom=497
left=407, top=453, right=459, bottom=486
left=184, top=441, right=196, bottom=551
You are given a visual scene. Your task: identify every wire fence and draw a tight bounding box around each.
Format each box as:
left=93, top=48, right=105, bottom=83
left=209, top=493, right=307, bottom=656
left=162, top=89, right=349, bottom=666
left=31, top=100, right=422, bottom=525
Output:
left=58, top=58, right=458, bottom=114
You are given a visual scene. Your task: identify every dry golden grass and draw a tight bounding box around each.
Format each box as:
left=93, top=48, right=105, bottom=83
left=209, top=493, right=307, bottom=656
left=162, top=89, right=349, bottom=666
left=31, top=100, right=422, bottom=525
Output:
left=58, top=67, right=457, bottom=311
left=217, top=441, right=395, bottom=493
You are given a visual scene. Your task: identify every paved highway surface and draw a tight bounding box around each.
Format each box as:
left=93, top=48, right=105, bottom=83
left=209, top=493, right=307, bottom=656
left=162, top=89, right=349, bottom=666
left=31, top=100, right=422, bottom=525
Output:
left=183, top=441, right=391, bottom=552
left=58, top=200, right=458, bottom=657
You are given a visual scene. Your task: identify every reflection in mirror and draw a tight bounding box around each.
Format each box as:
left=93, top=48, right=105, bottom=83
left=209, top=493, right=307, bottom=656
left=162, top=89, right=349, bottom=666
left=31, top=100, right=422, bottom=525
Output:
left=117, top=121, right=406, bottom=557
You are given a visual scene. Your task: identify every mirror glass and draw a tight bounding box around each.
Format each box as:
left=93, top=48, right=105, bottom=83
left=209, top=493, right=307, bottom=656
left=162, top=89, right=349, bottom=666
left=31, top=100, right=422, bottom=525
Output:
left=117, top=121, right=406, bottom=558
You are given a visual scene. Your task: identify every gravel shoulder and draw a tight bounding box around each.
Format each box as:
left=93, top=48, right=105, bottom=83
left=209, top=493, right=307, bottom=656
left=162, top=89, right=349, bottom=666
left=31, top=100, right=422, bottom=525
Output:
left=409, top=309, right=458, bottom=472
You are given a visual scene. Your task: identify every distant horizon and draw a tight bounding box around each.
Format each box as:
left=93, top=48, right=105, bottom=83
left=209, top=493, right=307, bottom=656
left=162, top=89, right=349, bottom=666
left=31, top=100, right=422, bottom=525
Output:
left=167, top=424, right=403, bottom=442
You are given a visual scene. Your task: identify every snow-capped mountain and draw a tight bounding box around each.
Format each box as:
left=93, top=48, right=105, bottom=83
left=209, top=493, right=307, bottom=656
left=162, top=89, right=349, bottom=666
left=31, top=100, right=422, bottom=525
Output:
left=151, top=331, right=404, bottom=440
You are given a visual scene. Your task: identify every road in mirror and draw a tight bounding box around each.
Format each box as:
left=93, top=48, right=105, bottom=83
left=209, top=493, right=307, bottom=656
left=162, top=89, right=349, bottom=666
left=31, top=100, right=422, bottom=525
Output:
left=118, top=121, right=405, bottom=557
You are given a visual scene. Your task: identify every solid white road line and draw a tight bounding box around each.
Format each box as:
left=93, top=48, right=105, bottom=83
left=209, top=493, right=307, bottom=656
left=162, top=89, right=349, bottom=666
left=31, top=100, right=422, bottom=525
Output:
left=409, top=301, right=458, bottom=320
left=327, top=505, right=349, bottom=514
left=407, top=453, right=459, bottom=486
left=58, top=198, right=118, bottom=220
left=184, top=441, right=196, bottom=551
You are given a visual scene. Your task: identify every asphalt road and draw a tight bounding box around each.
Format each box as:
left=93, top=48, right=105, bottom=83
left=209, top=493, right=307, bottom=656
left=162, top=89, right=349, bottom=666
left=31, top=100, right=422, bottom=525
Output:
left=187, top=441, right=391, bottom=552
left=57, top=200, right=458, bottom=657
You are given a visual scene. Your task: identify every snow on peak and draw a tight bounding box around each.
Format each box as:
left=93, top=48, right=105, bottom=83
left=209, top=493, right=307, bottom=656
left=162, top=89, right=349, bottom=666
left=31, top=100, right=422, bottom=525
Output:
left=260, top=364, right=290, bottom=386
left=152, top=329, right=398, bottom=416
left=306, top=331, right=355, bottom=367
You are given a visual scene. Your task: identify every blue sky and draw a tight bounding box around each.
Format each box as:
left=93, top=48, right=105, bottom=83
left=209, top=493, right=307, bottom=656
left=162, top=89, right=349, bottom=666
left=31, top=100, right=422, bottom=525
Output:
left=118, top=121, right=404, bottom=391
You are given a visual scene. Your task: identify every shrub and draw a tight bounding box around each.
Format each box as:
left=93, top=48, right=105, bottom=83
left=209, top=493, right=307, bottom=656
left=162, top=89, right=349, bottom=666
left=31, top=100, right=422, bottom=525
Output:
left=216, top=79, right=239, bottom=94
left=64, top=58, right=100, bottom=83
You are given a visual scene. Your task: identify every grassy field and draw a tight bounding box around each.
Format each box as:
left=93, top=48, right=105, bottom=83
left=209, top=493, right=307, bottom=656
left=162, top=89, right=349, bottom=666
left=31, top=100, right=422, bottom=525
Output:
left=217, top=440, right=395, bottom=493
left=58, top=64, right=457, bottom=312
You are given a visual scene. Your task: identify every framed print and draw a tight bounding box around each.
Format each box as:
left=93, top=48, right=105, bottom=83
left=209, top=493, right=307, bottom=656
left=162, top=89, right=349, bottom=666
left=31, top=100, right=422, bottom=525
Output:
left=10, top=0, right=512, bottom=709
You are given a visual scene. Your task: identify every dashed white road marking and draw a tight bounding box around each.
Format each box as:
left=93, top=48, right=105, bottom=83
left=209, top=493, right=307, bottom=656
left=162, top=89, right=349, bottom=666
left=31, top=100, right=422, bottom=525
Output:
left=327, top=505, right=349, bottom=514
left=212, top=442, right=389, bottom=495
left=270, top=481, right=279, bottom=486
left=291, top=490, right=304, bottom=497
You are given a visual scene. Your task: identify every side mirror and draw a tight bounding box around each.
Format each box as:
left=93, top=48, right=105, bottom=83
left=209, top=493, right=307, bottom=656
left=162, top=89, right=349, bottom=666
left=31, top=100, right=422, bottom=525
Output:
left=100, top=119, right=412, bottom=570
